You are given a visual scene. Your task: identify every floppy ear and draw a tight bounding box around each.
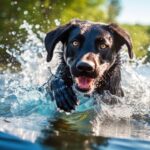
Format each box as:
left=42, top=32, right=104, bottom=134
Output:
left=45, top=22, right=74, bottom=62
left=108, top=23, right=133, bottom=59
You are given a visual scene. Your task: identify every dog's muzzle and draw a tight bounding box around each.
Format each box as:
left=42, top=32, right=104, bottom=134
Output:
left=72, top=60, right=110, bottom=93
left=73, top=60, right=96, bottom=93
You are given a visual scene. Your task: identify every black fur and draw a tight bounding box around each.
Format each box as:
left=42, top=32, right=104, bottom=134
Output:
left=45, top=19, right=133, bottom=112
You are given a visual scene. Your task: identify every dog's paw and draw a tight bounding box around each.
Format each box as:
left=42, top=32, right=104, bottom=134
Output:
left=50, top=78, right=79, bottom=112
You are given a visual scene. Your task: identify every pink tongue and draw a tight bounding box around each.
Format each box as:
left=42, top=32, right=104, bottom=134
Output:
left=77, top=77, right=91, bottom=89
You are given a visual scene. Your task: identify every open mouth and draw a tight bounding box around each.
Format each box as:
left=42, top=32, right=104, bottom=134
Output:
left=75, top=76, right=95, bottom=93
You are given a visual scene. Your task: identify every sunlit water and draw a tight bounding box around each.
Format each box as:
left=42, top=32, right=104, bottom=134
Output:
left=0, top=21, right=150, bottom=149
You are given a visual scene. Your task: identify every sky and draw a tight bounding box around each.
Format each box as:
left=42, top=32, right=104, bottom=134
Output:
left=117, top=0, right=150, bottom=25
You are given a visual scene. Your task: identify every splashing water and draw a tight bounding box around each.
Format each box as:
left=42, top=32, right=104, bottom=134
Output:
left=0, top=21, right=57, bottom=141
left=92, top=53, right=150, bottom=138
left=0, top=21, right=150, bottom=142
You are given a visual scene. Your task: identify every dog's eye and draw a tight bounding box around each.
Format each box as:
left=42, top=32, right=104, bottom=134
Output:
left=72, top=40, right=80, bottom=47
left=99, top=44, right=107, bottom=49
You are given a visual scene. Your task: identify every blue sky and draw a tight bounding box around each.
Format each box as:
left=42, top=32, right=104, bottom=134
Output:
left=117, top=0, right=150, bottom=25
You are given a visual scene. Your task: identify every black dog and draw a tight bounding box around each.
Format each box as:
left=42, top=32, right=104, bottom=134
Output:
left=45, top=19, right=133, bottom=112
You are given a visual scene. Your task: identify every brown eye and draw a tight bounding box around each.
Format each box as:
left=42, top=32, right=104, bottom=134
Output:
left=72, top=40, right=80, bottom=47
left=99, top=44, right=107, bottom=49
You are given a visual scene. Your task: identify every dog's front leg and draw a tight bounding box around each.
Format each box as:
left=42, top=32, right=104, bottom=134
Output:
left=47, top=69, right=79, bottom=112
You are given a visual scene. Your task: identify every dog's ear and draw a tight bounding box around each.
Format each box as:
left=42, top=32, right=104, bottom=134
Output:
left=45, top=22, right=75, bottom=62
left=108, top=23, right=133, bottom=59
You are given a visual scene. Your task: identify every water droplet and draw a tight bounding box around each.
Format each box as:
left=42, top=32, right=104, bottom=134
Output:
left=24, top=11, right=28, bottom=15
left=54, top=19, right=60, bottom=26
left=12, top=31, right=16, bottom=35
left=35, top=24, right=40, bottom=29
left=17, top=7, right=21, bottom=11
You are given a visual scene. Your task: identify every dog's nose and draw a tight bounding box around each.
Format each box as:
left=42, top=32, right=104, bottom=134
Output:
left=76, top=61, right=95, bottom=72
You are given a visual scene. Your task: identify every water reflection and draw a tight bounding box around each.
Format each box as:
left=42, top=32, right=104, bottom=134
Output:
left=43, top=133, right=109, bottom=150
left=40, top=113, right=109, bottom=150
left=39, top=114, right=150, bottom=150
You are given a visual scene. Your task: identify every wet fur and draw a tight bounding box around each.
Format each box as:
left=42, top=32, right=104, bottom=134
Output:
left=45, top=19, right=133, bottom=98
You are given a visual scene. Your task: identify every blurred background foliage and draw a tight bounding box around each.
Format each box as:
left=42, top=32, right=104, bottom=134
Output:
left=0, top=0, right=150, bottom=66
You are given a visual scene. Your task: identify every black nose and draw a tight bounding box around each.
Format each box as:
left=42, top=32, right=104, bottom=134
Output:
left=76, top=61, right=95, bottom=72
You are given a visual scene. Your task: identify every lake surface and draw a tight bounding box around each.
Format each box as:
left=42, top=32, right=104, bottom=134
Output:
left=0, top=21, right=150, bottom=150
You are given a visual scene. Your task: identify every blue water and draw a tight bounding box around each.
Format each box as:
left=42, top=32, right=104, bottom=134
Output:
left=0, top=21, right=150, bottom=150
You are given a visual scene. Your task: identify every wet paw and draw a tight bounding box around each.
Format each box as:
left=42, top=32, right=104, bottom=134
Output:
left=50, top=78, right=79, bottom=112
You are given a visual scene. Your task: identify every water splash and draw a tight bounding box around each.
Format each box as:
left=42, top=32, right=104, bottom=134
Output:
left=92, top=52, right=150, bottom=138
left=0, top=21, right=58, bottom=140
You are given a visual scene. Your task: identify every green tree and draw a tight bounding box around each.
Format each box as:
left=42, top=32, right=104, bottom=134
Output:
left=107, top=0, right=121, bottom=22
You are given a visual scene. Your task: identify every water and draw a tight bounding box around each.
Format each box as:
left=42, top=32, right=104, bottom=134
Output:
left=0, top=21, right=150, bottom=150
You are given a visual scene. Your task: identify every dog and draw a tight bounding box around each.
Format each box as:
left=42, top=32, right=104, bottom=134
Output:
left=45, top=19, right=133, bottom=112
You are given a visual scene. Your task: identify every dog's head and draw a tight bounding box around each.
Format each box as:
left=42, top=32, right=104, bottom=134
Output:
left=45, top=19, right=133, bottom=93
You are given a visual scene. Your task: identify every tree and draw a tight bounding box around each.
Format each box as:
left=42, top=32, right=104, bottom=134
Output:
left=107, top=0, right=121, bottom=22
